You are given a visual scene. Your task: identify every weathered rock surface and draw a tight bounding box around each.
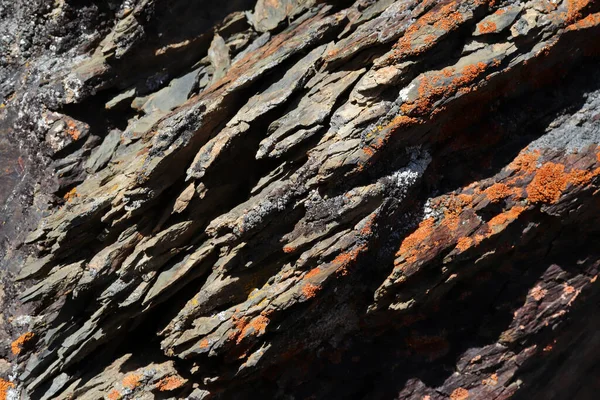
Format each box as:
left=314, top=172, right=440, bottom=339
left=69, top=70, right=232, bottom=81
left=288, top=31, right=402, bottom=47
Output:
left=1, top=0, right=600, bottom=399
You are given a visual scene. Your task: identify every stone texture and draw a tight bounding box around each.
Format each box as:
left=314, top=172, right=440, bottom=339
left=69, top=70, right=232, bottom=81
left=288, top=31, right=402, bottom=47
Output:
left=1, top=0, right=600, bottom=399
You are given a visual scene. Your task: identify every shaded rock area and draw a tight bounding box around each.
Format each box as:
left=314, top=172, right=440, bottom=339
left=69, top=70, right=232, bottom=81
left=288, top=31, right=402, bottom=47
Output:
left=1, top=0, right=600, bottom=399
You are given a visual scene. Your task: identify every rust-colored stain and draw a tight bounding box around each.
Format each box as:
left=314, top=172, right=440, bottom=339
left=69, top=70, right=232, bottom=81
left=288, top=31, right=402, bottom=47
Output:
left=11, top=331, right=34, bottom=355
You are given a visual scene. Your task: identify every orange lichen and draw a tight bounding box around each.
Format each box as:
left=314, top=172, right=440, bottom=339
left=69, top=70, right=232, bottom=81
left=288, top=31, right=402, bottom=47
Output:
left=392, top=2, right=464, bottom=61
left=456, top=237, right=473, bottom=252
left=228, top=315, right=249, bottom=341
left=332, top=244, right=368, bottom=276
left=304, top=267, right=321, bottom=280
left=508, top=150, right=540, bottom=174
left=63, top=187, right=79, bottom=202
left=282, top=245, right=295, bottom=253
left=563, top=284, right=575, bottom=295
left=457, top=63, right=488, bottom=86
left=482, top=373, right=498, bottom=386
left=360, top=214, right=377, bottom=236
left=484, top=182, right=515, bottom=202
left=450, top=387, right=470, bottom=400
left=302, top=283, right=320, bottom=299
left=526, top=162, right=567, bottom=203
left=487, top=206, right=526, bottom=233
left=199, top=338, right=210, bottom=349
left=239, top=315, right=270, bottom=343
left=396, top=218, right=435, bottom=263
left=65, top=120, right=81, bottom=140
left=157, top=376, right=186, bottom=391
left=478, top=21, right=497, bottom=34
left=11, top=332, right=34, bottom=355
left=107, top=389, right=122, bottom=400
left=0, top=379, right=14, bottom=400
left=122, top=373, right=142, bottom=390
left=566, top=11, right=600, bottom=30
left=495, top=8, right=506, bottom=15
left=530, top=285, right=548, bottom=301
left=404, top=62, right=488, bottom=116
left=566, top=0, right=592, bottom=24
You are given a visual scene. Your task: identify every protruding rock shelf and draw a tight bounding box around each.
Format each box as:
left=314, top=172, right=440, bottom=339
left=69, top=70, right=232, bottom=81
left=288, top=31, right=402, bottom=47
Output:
left=1, top=0, right=600, bottom=399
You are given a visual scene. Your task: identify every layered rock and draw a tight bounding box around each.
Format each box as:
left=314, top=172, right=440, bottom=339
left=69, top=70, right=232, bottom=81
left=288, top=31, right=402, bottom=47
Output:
left=1, top=0, right=600, bottom=399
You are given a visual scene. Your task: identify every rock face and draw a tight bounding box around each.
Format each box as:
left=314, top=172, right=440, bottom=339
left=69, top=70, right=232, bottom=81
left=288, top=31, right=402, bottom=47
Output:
left=1, top=0, right=600, bottom=399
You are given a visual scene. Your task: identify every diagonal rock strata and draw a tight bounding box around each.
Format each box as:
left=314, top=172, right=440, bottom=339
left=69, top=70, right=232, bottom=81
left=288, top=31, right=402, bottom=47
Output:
left=1, top=0, right=600, bottom=399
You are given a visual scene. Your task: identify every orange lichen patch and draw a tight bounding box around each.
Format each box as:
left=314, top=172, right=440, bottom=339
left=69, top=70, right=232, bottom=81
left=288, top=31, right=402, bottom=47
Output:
left=396, top=218, right=436, bottom=263
left=65, top=120, right=81, bottom=140
left=332, top=244, right=368, bottom=276
left=563, top=284, right=575, bottom=295
left=282, top=244, right=295, bottom=253
left=441, top=214, right=461, bottom=231
left=157, top=376, right=186, bottom=391
left=508, top=150, right=540, bottom=174
left=382, top=115, right=420, bottom=133
left=456, top=237, right=473, bottom=252
left=11, top=331, right=34, bottom=355
left=482, top=373, right=499, bottom=386
left=477, top=21, right=497, bottom=34
left=566, top=0, right=592, bottom=24
left=404, top=62, right=488, bottom=116
left=199, top=338, right=210, bottom=349
left=238, top=315, right=270, bottom=343
left=526, top=162, right=567, bottom=203
left=360, top=214, right=377, bottom=236
left=122, top=373, right=142, bottom=389
left=107, top=389, right=122, bottom=400
left=63, top=187, right=79, bottom=202
left=530, top=285, right=548, bottom=301
left=567, top=168, right=597, bottom=186
left=484, top=182, right=516, bottom=202
left=0, top=379, right=14, bottom=400
left=392, top=2, right=465, bottom=60
left=495, top=8, right=506, bottom=15
left=228, top=315, right=249, bottom=341
left=450, top=387, right=470, bottom=400
left=456, top=62, right=488, bottom=86
left=487, top=206, right=526, bottom=233
left=302, top=283, right=321, bottom=299
left=566, top=11, right=600, bottom=30
left=304, top=267, right=321, bottom=280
